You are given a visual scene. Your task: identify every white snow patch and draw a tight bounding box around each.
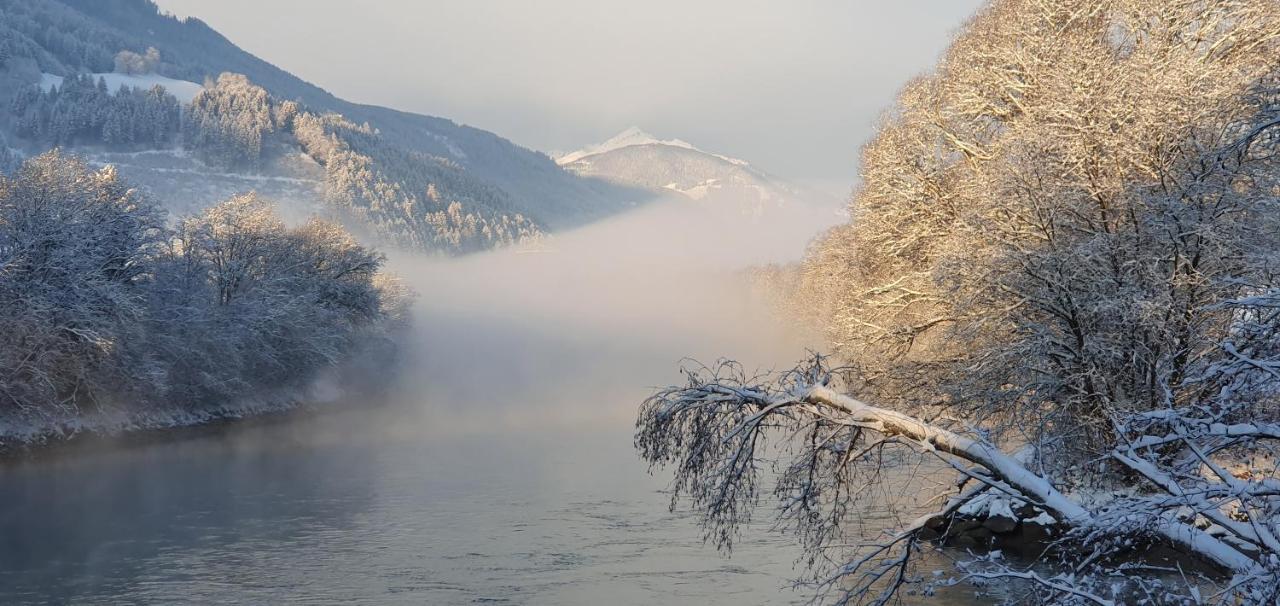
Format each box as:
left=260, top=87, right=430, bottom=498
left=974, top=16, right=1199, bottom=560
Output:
left=428, top=132, right=467, bottom=160
left=93, top=147, right=193, bottom=160
left=662, top=178, right=724, bottom=201
left=987, top=496, right=1016, bottom=521
left=1027, top=511, right=1057, bottom=525
left=712, top=153, right=751, bottom=167
left=40, top=72, right=205, bottom=104
left=957, top=491, right=995, bottom=517
left=83, top=149, right=321, bottom=187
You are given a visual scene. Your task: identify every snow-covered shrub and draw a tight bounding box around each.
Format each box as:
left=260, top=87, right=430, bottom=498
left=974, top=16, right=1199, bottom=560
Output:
left=0, top=151, right=165, bottom=421
left=0, top=151, right=408, bottom=433
left=113, top=46, right=159, bottom=75
left=153, top=193, right=397, bottom=407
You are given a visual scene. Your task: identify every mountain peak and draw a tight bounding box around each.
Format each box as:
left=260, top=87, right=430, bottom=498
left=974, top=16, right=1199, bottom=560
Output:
left=608, top=126, right=656, bottom=142
left=557, top=127, right=697, bottom=165
left=555, top=126, right=832, bottom=212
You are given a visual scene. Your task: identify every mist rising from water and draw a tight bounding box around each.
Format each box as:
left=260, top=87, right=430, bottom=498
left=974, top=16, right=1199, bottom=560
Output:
left=0, top=192, right=861, bottom=606
left=375, top=194, right=841, bottom=436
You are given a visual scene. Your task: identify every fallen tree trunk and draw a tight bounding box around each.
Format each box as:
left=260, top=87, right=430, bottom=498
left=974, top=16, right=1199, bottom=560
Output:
left=802, top=385, right=1259, bottom=574
left=637, top=358, right=1278, bottom=604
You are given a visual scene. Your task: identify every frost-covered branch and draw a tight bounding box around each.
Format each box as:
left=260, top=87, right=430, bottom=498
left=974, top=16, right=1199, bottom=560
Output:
left=637, top=356, right=1280, bottom=604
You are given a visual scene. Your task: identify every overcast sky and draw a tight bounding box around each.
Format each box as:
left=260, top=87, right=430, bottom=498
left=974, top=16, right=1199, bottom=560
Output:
left=153, top=0, right=983, bottom=188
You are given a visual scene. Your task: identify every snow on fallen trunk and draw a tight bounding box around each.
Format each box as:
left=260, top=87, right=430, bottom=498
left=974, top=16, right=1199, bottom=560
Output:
left=636, top=358, right=1274, bottom=604
left=802, top=385, right=1259, bottom=573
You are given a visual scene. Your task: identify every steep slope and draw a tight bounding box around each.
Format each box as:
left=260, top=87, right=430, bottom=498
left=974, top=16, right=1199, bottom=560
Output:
left=0, top=0, right=647, bottom=253
left=558, top=128, right=829, bottom=214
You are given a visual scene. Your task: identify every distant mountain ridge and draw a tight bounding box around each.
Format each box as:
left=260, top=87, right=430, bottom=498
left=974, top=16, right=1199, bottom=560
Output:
left=557, top=127, right=724, bottom=165
left=558, top=127, right=829, bottom=212
left=0, top=0, right=649, bottom=253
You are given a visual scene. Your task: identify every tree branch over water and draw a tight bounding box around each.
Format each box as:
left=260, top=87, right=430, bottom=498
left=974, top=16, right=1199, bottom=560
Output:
left=662, top=1, right=1280, bottom=601
left=637, top=356, right=1280, bottom=604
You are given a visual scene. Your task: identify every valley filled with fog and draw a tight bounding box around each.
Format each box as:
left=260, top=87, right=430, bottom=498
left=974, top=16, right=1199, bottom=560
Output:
left=0, top=196, right=969, bottom=605
left=10, top=0, right=1280, bottom=603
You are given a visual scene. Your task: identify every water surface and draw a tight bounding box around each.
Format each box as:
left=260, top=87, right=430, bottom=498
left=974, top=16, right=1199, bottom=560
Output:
left=0, top=200, right=987, bottom=604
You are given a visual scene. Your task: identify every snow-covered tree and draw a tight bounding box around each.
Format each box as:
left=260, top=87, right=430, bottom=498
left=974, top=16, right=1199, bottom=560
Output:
left=799, top=0, right=1280, bottom=466
left=155, top=191, right=405, bottom=408
left=638, top=356, right=1280, bottom=604
left=0, top=132, right=18, bottom=175
left=177, top=193, right=290, bottom=307
left=11, top=75, right=180, bottom=149
left=113, top=46, right=159, bottom=75
left=0, top=151, right=164, bottom=420
left=0, top=151, right=409, bottom=432
left=643, top=0, right=1280, bottom=603
left=183, top=73, right=278, bottom=169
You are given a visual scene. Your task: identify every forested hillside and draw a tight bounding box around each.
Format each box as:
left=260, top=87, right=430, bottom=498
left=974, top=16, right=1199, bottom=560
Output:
left=10, top=73, right=181, bottom=147
left=0, top=0, right=645, bottom=253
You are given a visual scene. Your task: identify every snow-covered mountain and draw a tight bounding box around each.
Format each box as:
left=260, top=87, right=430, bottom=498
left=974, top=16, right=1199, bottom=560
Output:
left=0, top=0, right=648, bottom=255
left=556, top=127, right=827, bottom=213
left=558, top=127, right=707, bottom=165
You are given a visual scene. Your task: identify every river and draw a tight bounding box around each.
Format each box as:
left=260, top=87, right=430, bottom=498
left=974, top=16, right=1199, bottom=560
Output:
left=0, top=199, right=987, bottom=605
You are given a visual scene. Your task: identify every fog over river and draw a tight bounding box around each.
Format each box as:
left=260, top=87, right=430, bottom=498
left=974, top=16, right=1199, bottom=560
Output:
left=0, top=198, right=986, bottom=605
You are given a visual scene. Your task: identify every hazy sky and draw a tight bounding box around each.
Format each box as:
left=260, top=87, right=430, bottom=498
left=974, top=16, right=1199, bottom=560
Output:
left=153, top=0, right=983, bottom=187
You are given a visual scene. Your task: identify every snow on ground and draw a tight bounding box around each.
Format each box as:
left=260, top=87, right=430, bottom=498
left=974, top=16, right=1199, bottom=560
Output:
left=40, top=72, right=205, bottom=104
left=663, top=178, right=719, bottom=200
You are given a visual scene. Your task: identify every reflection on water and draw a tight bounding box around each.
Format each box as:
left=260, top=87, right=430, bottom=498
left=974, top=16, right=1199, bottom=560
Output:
left=0, top=199, right=988, bottom=604
left=0, top=410, right=818, bottom=604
